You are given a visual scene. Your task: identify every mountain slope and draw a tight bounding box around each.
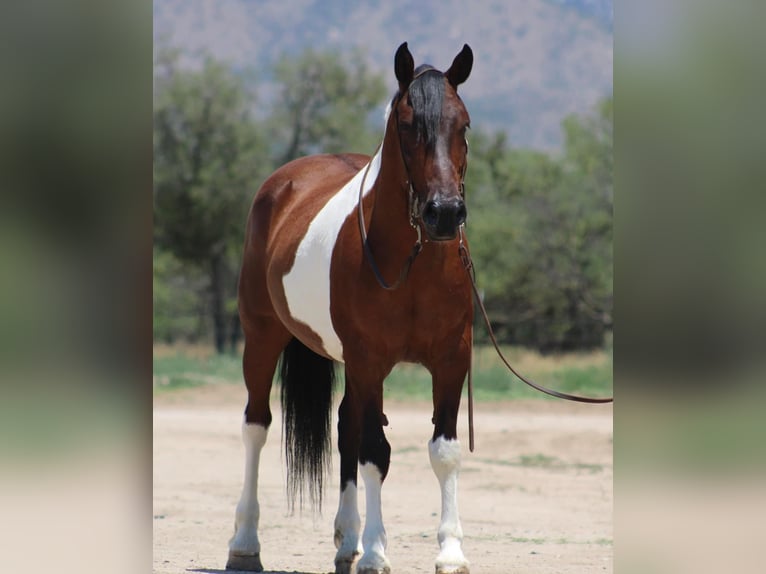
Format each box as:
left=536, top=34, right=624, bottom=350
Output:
left=154, top=0, right=612, bottom=150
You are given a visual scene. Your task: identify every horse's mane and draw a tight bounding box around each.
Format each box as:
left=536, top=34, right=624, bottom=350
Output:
left=396, top=64, right=445, bottom=150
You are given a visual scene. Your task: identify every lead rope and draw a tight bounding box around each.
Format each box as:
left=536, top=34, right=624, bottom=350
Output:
left=458, top=227, right=613, bottom=415
left=467, top=323, right=475, bottom=452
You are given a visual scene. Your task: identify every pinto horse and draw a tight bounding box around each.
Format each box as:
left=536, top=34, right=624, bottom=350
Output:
left=227, top=42, right=475, bottom=574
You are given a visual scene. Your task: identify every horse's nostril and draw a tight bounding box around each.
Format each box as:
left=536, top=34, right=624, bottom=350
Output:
left=456, top=203, right=467, bottom=225
left=423, top=200, right=439, bottom=226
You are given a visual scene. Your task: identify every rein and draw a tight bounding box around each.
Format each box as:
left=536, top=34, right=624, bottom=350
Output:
left=457, top=227, right=614, bottom=406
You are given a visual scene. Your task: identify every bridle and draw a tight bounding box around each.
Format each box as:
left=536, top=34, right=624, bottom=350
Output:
left=356, top=139, right=424, bottom=291
left=356, top=81, right=613, bottom=452
left=356, top=76, right=467, bottom=291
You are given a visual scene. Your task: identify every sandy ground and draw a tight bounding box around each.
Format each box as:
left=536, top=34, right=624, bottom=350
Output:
left=154, top=384, right=612, bottom=573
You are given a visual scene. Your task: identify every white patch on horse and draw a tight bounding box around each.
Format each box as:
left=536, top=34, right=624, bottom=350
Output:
left=282, top=104, right=392, bottom=362
left=334, top=482, right=362, bottom=568
left=358, top=462, right=391, bottom=572
left=429, top=437, right=469, bottom=573
left=229, top=422, right=268, bottom=561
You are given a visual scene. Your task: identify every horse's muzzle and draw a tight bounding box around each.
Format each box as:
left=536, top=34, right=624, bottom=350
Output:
left=421, top=198, right=467, bottom=241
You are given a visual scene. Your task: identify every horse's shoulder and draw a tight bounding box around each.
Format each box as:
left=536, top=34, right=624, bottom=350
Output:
left=281, top=153, right=371, bottom=179
left=251, top=152, right=370, bottom=240
left=329, top=153, right=371, bottom=172
left=277, top=152, right=369, bottom=171
left=259, top=153, right=367, bottom=193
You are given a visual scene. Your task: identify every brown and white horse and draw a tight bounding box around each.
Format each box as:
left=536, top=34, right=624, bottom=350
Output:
left=227, top=42, right=474, bottom=574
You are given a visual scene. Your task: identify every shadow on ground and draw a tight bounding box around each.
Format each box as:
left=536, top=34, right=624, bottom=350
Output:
left=188, top=569, right=332, bottom=574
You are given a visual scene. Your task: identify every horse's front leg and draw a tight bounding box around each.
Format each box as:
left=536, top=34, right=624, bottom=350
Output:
left=333, top=387, right=363, bottom=574
left=429, top=341, right=471, bottom=574
left=343, top=362, right=392, bottom=574
left=358, top=403, right=391, bottom=574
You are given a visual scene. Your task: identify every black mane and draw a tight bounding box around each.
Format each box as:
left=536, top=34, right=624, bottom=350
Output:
left=401, top=65, right=445, bottom=149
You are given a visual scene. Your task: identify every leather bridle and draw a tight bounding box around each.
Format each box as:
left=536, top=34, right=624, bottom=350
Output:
left=356, top=80, right=467, bottom=291
left=356, top=137, right=424, bottom=291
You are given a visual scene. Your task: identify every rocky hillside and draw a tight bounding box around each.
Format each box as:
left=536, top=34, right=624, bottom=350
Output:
left=154, top=0, right=612, bottom=150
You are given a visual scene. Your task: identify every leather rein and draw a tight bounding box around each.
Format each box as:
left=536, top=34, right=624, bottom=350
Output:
left=356, top=92, right=613, bottom=452
left=456, top=230, right=614, bottom=404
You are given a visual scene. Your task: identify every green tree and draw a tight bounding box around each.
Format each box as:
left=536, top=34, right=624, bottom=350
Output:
left=268, top=48, right=386, bottom=163
left=467, top=98, right=613, bottom=351
left=558, top=96, right=613, bottom=337
left=153, top=246, right=208, bottom=343
left=153, top=53, right=269, bottom=353
left=153, top=49, right=387, bottom=351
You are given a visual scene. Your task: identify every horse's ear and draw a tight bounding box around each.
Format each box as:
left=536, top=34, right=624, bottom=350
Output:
left=395, top=42, right=414, bottom=92
left=445, top=44, right=473, bottom=90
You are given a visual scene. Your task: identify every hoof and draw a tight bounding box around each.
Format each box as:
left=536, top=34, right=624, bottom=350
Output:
left=335, top=554, right=360, bottom=574
left=435, top=545, right=469, bottom=574
left=226, top=552, right=263, bottom=572
left=356, top=551, right=390, bottom=574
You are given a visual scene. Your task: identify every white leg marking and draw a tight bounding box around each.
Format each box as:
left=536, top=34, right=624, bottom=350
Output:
left=334, top=482, right=363, bottom=568
left=229, top=422, right=268, bottom=556
left=282, top=104, right=392, bottom=363
left=357, top=463, right=391, bottom=573
left=429, top=437, right=469, bottom=573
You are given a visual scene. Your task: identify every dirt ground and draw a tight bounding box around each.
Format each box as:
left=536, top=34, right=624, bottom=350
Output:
left=153, top=384, right=612, bottom=573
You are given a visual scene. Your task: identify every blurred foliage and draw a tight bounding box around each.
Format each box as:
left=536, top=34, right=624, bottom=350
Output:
left=153, top=49, right=612, bottom=353
left=468, top=98, right=613, bottom=351
left=268, top=48, right=387, bottom=163
left=152, top=246, right=207, bottom=343
left=153, top=51, right=269, bottom=352
left=154, top=52, right=268, bottom=264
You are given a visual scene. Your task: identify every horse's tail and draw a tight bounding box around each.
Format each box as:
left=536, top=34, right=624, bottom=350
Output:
left=279, top=337, right=336, bottom=511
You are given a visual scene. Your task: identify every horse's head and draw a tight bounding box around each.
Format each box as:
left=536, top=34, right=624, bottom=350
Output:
left=392, top=42, right=473, bottom=242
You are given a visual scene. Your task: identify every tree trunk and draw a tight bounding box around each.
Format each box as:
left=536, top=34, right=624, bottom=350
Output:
left=282, top=121, right=304, bottom=165
left=229, top=310, right=242, bottom=354
left=210, top=251, right=226, bottom=354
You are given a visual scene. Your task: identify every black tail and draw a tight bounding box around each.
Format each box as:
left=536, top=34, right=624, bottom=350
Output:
left=279, top=337, right=336, bottom=511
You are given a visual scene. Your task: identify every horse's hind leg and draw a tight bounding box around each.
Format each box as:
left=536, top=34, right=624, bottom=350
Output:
left=227, top=318, right=291, bottom=572
left=429, top=340, right=471, bottom=574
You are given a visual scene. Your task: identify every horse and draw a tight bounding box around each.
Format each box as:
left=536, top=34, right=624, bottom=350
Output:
left=227, top=42, right=475, bottom=574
